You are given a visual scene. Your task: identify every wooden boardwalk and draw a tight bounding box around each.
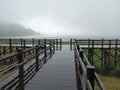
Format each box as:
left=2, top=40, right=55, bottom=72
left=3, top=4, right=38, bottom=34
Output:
left=0, top=38, right=107, bottom=90
left=25, top=45, right=77, bottom=90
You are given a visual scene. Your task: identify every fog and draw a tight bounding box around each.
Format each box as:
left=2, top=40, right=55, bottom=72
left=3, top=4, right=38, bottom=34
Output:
left=0, top=0, right=120, bottom=37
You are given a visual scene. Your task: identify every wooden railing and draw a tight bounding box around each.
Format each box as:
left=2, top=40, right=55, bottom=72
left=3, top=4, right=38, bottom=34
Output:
left=0, top=39, right=60, bottom=90
left=71, top=39, right=120, bottom=68
left=74, top=39, right=105, bottom=90
left=0, top=38, right=62, bottom=49
left=70, top=38, right=120, bottom=49
left=0, top=38, right=62, bottom=64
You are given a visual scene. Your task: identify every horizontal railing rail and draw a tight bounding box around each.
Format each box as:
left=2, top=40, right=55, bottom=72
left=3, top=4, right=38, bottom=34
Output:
left=70, top=39, right=120, bottom=50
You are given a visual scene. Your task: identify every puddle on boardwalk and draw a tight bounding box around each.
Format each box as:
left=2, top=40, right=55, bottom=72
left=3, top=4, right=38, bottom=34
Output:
left=25, top=45, right=77, bottom=90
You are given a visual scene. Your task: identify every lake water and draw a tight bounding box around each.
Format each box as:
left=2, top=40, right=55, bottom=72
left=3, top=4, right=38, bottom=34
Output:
left=1, top=35, right=119, bottom=41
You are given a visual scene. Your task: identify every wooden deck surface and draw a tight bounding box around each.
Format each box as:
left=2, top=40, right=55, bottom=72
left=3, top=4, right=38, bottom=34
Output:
left=25, top=45, right=77, bottom=90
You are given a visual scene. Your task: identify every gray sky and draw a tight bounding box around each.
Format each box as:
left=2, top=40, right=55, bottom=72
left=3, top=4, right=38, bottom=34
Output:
left=0, top=0, right=120, bottom=37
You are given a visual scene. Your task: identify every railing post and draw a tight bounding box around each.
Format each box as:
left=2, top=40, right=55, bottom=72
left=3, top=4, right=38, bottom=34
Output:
left=9, top=38, right=12, bottom=53
left=87, top=65, right=95, bottom=90
left=74, top=39, right=77, bottom=60
left=50, top=40, right=52, bottom=57
left=21, top=38, right=23, bottom=47
left=101, top=39, right=104, bottom=68
left=32, top=38, right=34, bottom=47
left=60, top=39, right=62, bottom=50
left=53, top=40, right=55, bottom=53
left=76, top=40, right=83, bottom=60
left=108, top=40, right=111, bottom=64
left=70, top=39, right=72, bottom=50
left=104, top=49, right=107, bottom=68
left=3, top=47, right=6, bottom=64
left=79, top=49, right=83, bottom=60
left=77, top=44, right=80, bottom=51
left=91, top=40, right=94, bottom=65
left=88, top=39, right=90, bottom=58
left=56, top=39, right=58, bottom=50
left=9, top=38, right=13, bottom=64
left=35, top=45, right=39, bottom=72
left=23, top=39, right=26, bottom=58
left=23, top=39, right=26, bottom=49
left=17, top=48, right=24, bottom=90
left=38, top=39, right=40, bottom=45
left=114, top=39, right=118, bottom=69
left=0, top=46, right=1, bottom=57
left=44, top=39, right=47, bottom=62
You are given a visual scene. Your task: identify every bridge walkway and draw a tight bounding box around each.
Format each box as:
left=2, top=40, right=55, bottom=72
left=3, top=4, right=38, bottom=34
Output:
left=25, top=45, right=77, bottom=90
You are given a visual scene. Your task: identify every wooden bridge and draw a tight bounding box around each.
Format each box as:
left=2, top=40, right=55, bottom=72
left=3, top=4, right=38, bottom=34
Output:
left=0, top=38, right=111, bottom=90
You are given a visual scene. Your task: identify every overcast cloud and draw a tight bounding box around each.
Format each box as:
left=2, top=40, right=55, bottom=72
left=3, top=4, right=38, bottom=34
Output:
left=0, top=0, right=120, bottom=37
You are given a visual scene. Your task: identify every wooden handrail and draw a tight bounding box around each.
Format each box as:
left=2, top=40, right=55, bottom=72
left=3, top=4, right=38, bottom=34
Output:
left=74, top=39, right=106, bottom=90
left=0, top=38, right=58, bottom=90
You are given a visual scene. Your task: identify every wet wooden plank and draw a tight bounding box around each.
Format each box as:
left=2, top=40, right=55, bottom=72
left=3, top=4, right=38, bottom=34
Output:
left=25, top=46, right=77, bottom=90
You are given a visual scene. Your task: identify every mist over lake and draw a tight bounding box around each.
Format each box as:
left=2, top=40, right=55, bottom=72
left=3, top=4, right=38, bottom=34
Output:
left=3, top=35, right=119, bottom=41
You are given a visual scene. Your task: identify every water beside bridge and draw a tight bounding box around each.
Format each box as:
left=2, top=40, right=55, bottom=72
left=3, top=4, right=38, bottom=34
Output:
left=25, top=45, right=77, bottom=90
